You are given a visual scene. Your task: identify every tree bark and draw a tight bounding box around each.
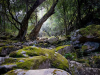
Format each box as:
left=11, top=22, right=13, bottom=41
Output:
left=29, top=0, right=58, bottom=40
left=16, top=0, right=46, bottom=41
left=77, top=0, right=81, bottom=28
left=62, top=0, right=67, bottom=36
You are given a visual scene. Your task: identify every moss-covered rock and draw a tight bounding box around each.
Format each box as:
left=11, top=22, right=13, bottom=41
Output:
left=0, top=46, right=18, bottom=56
left=79, top=24, right=100, bottom=37
left=17, top=56, right=50, bottom=69
left=9, top=51, right=24, bottom=58
left=52, top=45, right=75, bottom=56
left=53, top=45, right=70, bottom=52
left=6, top=46, right=69, bottom=71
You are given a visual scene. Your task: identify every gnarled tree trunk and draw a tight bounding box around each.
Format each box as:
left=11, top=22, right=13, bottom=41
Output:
left=29, top=0, right=58, bottom=40
left=16, top=0, right=46, bottom=41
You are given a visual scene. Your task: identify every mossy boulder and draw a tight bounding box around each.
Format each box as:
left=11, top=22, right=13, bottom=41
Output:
left=6, top=46, right=69, bottom=71
left=71, top=24, right=100, bottom=54
left=79, top=25, right=100, bottom=38
left=0, top=46, right=19, bottom=56
left=47, top=37, right=59, bottom=44
left=71, top=24, right=100, bottom=43
left=53, top=45, right=75, bottom=56
left=69, top=60, right=100, bottom=75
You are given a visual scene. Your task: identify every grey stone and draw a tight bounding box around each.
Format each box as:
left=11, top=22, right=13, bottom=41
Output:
left=4, top=69, right=71, bottom=75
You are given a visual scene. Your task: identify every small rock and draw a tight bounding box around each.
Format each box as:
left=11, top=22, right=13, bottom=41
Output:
left=19, top=60, right=24, bottom=62
left=21, top=51, right=26, bottom=54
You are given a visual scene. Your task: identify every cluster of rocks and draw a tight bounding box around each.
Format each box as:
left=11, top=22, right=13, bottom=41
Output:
left=71, top=25, right=100, bottom=54
left=1, top=24, right=100, bottom=75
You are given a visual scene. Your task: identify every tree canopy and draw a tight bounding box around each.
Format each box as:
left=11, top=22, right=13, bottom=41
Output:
left=0, top=0, right=100, bottom=41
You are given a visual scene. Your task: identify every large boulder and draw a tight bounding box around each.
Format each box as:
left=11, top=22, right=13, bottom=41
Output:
left=0, top=65, right=17, bottom=74
left=0, top=46, right=20, bottom=56
left=53, top=45, right=75, bottom=56
left=71, top=24, right=100, bottom=53
left=4, top=69, right=71, bottom=75
left=71, top=25, right=100, bottom=43
left=69, top=60, right=100, bottom=75
left=82, top=42, right=100, bottom=53
left=2, top=46, right=69, bottom=72
left=47, top=37, right=59, bottom=44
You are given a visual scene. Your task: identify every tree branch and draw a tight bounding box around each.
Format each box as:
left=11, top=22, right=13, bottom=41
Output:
left=5, top=13, right=20, bottom=30
left=7, top=0, right=22, bottom=26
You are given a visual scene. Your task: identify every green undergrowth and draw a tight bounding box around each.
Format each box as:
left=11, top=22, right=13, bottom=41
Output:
left=65, top=53, right=77, bottom=60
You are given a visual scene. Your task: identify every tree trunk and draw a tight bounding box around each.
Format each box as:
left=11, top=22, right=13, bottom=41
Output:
left=0, top=4, right=2, bottom=32
left=29, top=0, right=58, bottom=40
left=77, top=0, right=81, bottom=28
left=16, top=0, right=46, bottom=41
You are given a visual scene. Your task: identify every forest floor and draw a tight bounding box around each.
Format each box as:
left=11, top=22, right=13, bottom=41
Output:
left=0, top=31, right=100, bottom=75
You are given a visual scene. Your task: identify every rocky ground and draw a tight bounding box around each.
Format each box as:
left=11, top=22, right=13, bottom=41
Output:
left=0, top=24, right=100, bottom=75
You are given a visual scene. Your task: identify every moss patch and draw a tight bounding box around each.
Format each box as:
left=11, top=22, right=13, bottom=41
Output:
left=51, top=53, right=69, bottom=70
left=9, top=51, right=24, bottom=58
left=2, top=58, right=19, bottom=65
left=81, top=45, right=88, bottom=51
left=77, top=59, right=89, bottom=63
left=79, top=24, right=100, bottom=38
left=0, top=47, right=3, bottom=54
left=17, top=56, right=47, bottom=69
left=52, top=45, right=70, bottom=52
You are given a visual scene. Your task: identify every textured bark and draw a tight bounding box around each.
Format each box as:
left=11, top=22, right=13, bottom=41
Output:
left=16, top=0, right=46, bottom=41
left=29, top=0, right=58, bottom=40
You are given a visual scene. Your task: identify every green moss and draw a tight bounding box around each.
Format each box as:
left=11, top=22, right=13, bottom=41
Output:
left=44, top=43, right=48, bottom=46
left=39, top=43, right=43, bottom=46
left=1, top=58, right=19, bottom=65
left=9, top=51, right=24, bottom=58
left=79, top=24, right=100, bottom=37
left=8, top=46, right=69, bottom=70
left=17, top=56, right=47, bottom=69
left=52, top=69, right=62, bottom=74
left=5, top=70, right=17, bottom=75
left=51, top=53, right=69, bottom=70
left=77, top=59, right=89, bottom=63
left=0, top=47, right=3, bottom=53
left=93, top=56, right=100, bottom=63
left=0, top=46, right=14, bottom=55
left=81, top=45, right=88, bottom=51
left=53, top=45, right=70, bottom=52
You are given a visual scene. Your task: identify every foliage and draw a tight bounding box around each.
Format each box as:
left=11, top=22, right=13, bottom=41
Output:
left=65, top=53, right=77, bottom=60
